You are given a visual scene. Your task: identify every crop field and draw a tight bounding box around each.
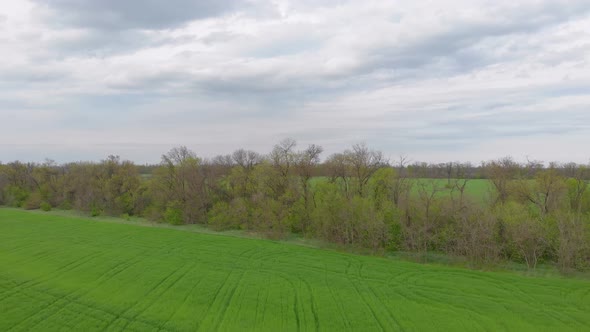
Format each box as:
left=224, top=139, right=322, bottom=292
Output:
left=1, top=209, right=589, bottom=331
left=311, top=177, right=494, bottom=202
left=411, top=178, right=491, bottom=200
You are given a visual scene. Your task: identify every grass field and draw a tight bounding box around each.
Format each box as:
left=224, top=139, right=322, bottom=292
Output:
left=412, top=178, right=491, bottom=201
left=311, top=177, right=494, bottom=202
left=1, top=209, right=589, bottom=331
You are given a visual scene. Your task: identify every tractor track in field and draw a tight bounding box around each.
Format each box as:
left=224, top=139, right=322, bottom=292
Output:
left=5, top=290, right=75, bottom=332
left=2, top=251, right=163, bottom=331
left=351, top=259, right=405, bottom=331
left=299, top=274, right=320, bottom=331
left=0, top=250, right=104, bottom=300
left=20, top=255, right=146, bottom=331
left=323, top=262, right=352, bottom=330
left=117, top=263, right=196, bottom=332
left=256, top=268, right=303, bottom=331
left=258, top=271, right=272, bottom=328
left=3, top=284, right=166, bottom=332
left=99, top=262, right=190, bottom=332
left=401, top=286, right=490, bottom=331
left=158, top=274, right=204, bottom=331
left=196, top=268, right=244, bottom=331
left=236, top=245, right=260, bottom=260
left=2, top=246, right=70, bottom=269
left=211, top=270, right=246, bottom=331
left=365, top=283, right=405, bottom=331
left=344, top=258, right=394, bottom=331
left=1, top=242, right=46, bottom=255
left=423, top=270, right=588, bottom=327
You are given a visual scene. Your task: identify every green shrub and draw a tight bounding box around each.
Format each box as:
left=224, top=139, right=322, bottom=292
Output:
left=40, top=202, right=52, bottom=212
left=90, top=207, right=102, bottom=217
left=5, top=186, right=29, bottom=207
left=385, top=208, right=403, bottom=251
left=59, top=200, right=73, bottom=210
left=207, top=201, right=233, bottom=230
left=23, top=192, right=42, bottom=210
left=164, top=202, right=184, bottom=225
left=143, top=205, right=163, bottom=222
left=208, top=199, right=248, bottom=231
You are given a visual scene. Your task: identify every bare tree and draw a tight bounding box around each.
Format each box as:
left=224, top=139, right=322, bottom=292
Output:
left=482, top=157, right=520, bottom=205
left=391, top=155, right=413, bottom=207
left=346, top=143, right=386, bottom=197
left=163, top=146, right=197, bottom=165
left=232, top=149, right=262, bottom=171
left=514, top=168, right=567, bottom=216
left=524, top=157, right=544, bottom=178
left=450, top=162, right=472, bottom=211
left=269, top=138, right=297, bottom=197
left=325, top=153, right=351, bottom=197
left=402, top=179, right=445, bottom=261
left=506, top=218, right=546, bottom=269
left=555, top=212, right=589, bottom=272
left=156, top=146, right=208, bottom=223
left=445, top=162, right=454, bottom=185
left=565, top=164, right=589, bottom=215
left=294, top=144, right=323, bottom=233
left=454, top=207, right=501, bottom=265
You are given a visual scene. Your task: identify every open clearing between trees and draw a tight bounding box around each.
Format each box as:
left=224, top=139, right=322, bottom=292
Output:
left=1, top=209, right=589, bottom=331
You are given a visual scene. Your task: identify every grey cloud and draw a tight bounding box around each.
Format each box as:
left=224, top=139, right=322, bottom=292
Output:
left=47, top=30, right=156, bottom=58
left=103, top=71, right=193, bottom=93
left=0, top=66, right=70, bottom=84
left=2, top=0, right=590, bottom=163
left=37, top=1, right=590, bottom=102
left=35, top=0, right=243, bottom=30
left=31, top=0, right=248, bottom=57
left=166, top=1, right=590, bottom=103
left=426, top=106, right=590, bottom=144
left=200, top=31, right=239, bottom=45
left=362, top=2, right=590, bottom=80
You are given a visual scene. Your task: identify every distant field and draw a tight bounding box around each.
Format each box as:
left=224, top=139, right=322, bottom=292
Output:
left=311, top=177, right=493, bottom=202
left=1, top=209, right=589, bottom=331
left=411, top=178, right=491, bottom=200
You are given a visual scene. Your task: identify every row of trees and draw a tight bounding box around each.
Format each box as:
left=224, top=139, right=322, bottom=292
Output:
left=1, top=141, right=589, bottom=272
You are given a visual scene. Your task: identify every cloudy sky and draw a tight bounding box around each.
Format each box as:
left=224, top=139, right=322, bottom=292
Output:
left=1, top=0, right=589, bottom=164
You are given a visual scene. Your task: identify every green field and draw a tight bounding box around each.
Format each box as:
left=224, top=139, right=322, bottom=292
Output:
left=412, top=178, right=491, bottom=200
left=1, top=209, right=589, bottom=331
left=311, top=177, right=493, bottom=202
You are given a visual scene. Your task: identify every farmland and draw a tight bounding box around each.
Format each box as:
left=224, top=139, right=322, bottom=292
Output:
left=311, top=177, right=494, bottom=201
left=1, top=209, right=589, bottom=331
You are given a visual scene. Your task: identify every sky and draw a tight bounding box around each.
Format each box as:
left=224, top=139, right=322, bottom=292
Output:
left=1, top=0, right=589, bottom=164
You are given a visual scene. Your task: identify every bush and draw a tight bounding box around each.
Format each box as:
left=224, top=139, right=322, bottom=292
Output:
left=59, top=200, right=73, bottom=210
left=40, top=202, right=52, bottom=212
left=385, top=208, right=403, bottom=251
left=208, top=201, right=235, bottom=231
left=90, top=207, right=102, bottom=217
left=5, top=186, right=29, bottom=207
left=143, top=205, right=163, bottom=222
left=164, top=201, right=184, bottom=225
left=554, top=212, right=589, bottom=272
left=208, top=198, right=249, bottom=231
left=23, top=192, right=42, bottom=210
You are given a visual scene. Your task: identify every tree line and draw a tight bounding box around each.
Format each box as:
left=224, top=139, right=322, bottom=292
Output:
left=1, top=141, right=589, bottom=272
